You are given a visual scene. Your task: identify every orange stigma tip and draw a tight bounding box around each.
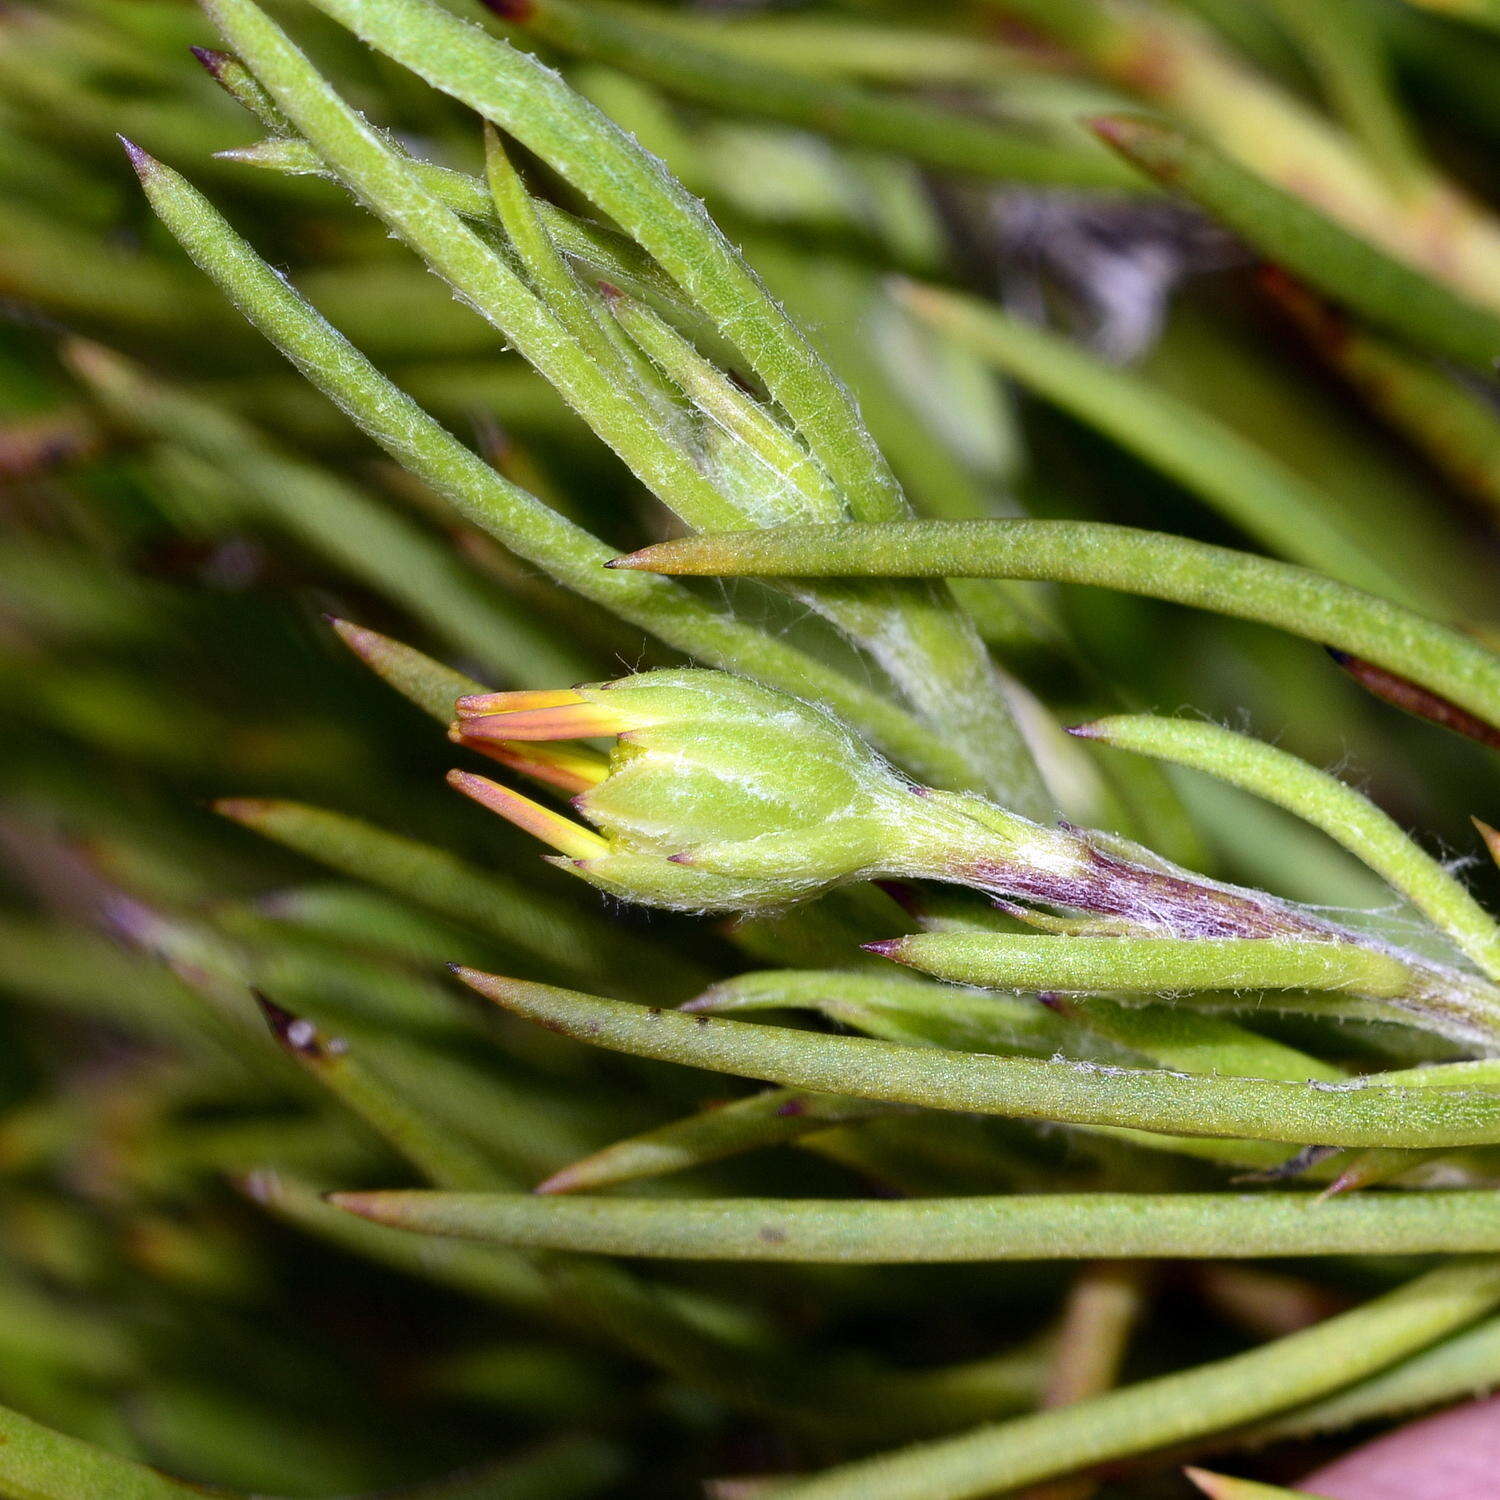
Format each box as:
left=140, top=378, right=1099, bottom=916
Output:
left=456, top=687, right=587, bottom=717
left=455, top=702, right=629, bottom=742
left=447, top=770, right=609, bottom=858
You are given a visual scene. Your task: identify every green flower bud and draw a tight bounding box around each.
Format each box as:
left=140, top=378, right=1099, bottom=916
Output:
left=449, top=667, right=959, bottom=912
left=447, top=667, right=1410, bottom=966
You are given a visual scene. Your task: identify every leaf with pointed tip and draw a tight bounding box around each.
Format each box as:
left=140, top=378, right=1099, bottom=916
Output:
left=238, top=1170, right=552, bottom=1314
left=1184, top=1469, right=1321, bottom=1499
left=874, top=932, right=1419, bottom=1001
left=252, top=992, right=506, bottom=1190
left=535, top=1088, right=901, bottom=1195
left=328, top=618, right=482, bottom=721
left=453, top=971, right=1500, bottom=1148
left=762, top=1257, right=1500, bottom=1499
left=333, top=1184, right=1500, bottom=1261
left=125, top=139, right=971, bottom=789
left=613, top=518, right=1500, bottom=747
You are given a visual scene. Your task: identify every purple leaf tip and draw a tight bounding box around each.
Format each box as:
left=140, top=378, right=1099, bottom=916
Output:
left=189, top=45, right=228, bottom=77
left=117, top=136, right=155, bottom=177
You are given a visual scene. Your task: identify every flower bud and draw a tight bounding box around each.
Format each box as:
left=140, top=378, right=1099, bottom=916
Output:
left=451, top=668, right=933, bottom=911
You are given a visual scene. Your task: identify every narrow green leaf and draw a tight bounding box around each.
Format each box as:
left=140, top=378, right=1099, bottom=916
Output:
left=300, top=0, right=908, bottom=526
left=454, top=971, right=1500, bottom=1148
left=191, top=42, right=292, bottom=132
left=764, top=1257, right=1500, bottom=1499
left=1267, top=270, right=1500, bottom=529
left=213, top=798, right=710, bottom=996
left=328, top=618, right=483, bottom=721
left=253, top=993, right=505, bottom=1189
left=876, top=932, right=1419, bottom=1000
left=1072, top=714, right=1500, bottom=982
left=685, top=970, right=1077, bottom=1057
left=1247, top=1308, right=1500, bottom=1441
left=893, top=281, right=1416, bottom=605
left=607, top=291, right=842, bottom=524
left=220, top=137, right=692, bottom=317
left=481, top=124, right=643, bottom=391
left=0, top=1398, right=220, bottom=1500
left=612, top=518, right=1500, bottom=742
left=689, top=970, right=1350, bottom=1172
left=1091, top=113, right=1500, bottom=372
left=333, top=1185, right=1500, bottom=1261
left=240, top=1169, right=552, bottom=1313
left=65, top=342, right=589, bottom=686
left=535, top=1088, right=900, bottom=1195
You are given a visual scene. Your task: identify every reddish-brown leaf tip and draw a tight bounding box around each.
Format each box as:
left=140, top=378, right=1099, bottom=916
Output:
left=1328, top=650, right=1500, bottom=749
left=325, top=1192, right=379, bottom=1220
left=531, top=1165, right=581, bottom=1196
left=1182, top=1470, right=1228, bottom=1499
left=1064, top=721, right=1105, bottom=739
left=1085, top=115, right=1133, bottom=149
left=253, top=989, right=317, bottom=1053
left=212, top=797, right=272, bottom=823
left=860, top=938, right=905, bottom=960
